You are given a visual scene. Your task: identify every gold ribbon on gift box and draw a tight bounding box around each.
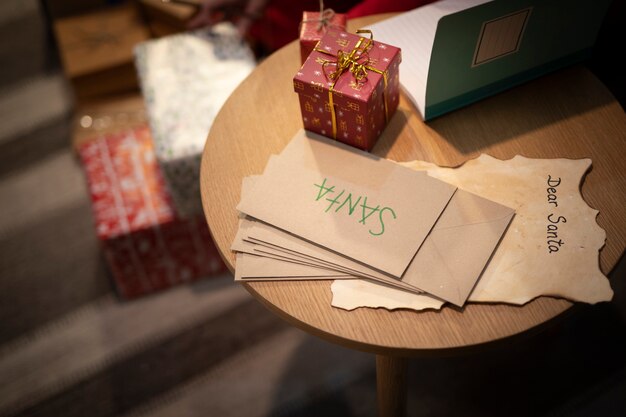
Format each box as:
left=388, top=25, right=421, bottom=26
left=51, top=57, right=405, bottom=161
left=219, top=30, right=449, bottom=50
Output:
left=313, top=29, right=389, bottom=140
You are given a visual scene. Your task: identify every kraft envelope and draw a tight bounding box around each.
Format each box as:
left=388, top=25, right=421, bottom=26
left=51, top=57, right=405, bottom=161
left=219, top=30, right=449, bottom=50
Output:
left=247, top=189, right=514, bottom=306
left=237, top=130, right=457, bottom=277
left=232, top=210, right=367, bottom=281
left=239, top=213, right=424, bottom=293
left=234, top=253, right=353, bottom=281
left=246, top=237, right=425, bottom=293
left=234, top=237, right=336, bottom=270
left=239, top=230, right=424, bottom=291
left=238, top=168, right=514, bottom=305
left=400, top=188, right=514, bottom=306
left=235, top=177, right=425, bottom=292
left=244, top=224, right=423, bottom=293
left=232, top=211, right=362, bottom=277
left=235, top=232, right=362, bottom=279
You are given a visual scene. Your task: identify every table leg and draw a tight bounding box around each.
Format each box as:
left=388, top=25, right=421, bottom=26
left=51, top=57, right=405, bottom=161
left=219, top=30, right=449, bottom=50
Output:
left=376, top=354, right=408, bottom=417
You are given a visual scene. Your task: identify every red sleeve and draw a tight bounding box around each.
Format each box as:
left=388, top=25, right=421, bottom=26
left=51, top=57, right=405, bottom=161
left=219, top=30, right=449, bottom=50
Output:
left=346, top=0, right=437, bottom=18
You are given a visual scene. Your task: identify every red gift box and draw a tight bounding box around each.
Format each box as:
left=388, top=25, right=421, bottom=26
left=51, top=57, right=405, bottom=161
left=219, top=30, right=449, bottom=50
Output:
left=299, top=10, right=347, bottom=64
left=293, top=28, right=401, bottom=151
left=78, top=126, right=227, bottom=299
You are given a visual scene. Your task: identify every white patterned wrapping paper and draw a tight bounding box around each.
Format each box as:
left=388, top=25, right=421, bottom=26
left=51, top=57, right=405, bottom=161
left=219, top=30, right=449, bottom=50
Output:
left=135, top=23, right=256, bottom=216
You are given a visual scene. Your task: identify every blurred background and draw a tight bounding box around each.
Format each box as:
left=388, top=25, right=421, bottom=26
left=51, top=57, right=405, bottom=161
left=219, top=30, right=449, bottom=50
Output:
left=0, top=0, right=625, bottom=416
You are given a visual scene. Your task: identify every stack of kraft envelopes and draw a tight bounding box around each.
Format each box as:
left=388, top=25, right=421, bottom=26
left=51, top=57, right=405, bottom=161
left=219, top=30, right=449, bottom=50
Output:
left=231, top=129, right=515, bottom=307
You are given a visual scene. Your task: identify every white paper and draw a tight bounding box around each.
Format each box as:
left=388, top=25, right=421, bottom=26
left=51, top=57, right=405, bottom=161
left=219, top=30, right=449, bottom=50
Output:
left=366, top=0, right=492, bottom=118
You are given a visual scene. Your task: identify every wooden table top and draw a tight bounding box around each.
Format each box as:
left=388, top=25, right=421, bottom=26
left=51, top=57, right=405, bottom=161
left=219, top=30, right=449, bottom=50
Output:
left=200, top=14, right=626, bottom=355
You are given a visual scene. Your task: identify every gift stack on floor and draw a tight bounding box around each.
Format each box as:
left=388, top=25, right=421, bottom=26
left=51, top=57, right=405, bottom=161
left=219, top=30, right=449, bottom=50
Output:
left=78, top=126, right=227, bottom=299
left=49, top=3, right=244, bottom=298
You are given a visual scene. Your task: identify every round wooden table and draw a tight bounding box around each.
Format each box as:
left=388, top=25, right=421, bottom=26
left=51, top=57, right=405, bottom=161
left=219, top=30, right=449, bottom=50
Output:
left=200, top=14, right=626, bottom=417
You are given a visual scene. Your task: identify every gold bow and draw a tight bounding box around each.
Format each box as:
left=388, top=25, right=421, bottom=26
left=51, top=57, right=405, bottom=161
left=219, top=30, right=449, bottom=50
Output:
left=313, top=30, right=389, bottom=140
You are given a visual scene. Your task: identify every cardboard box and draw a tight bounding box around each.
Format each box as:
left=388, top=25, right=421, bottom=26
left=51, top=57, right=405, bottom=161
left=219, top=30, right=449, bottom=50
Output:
left=293, top=28, right=401, bottom=151
left=299, top=11, right=347, bottom=64
left=78, top=126, right=227, bottom=299
left=52, top=4, right=150, bottom=100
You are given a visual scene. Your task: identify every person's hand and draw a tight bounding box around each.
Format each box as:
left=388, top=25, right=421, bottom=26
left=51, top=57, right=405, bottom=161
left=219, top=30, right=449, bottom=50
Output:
left=187, top=0, right=270, bottom=36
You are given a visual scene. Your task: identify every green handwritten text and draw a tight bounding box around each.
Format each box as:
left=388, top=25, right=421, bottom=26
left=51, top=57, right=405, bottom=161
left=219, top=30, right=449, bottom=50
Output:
left=313, top=178, right=397, bottom=236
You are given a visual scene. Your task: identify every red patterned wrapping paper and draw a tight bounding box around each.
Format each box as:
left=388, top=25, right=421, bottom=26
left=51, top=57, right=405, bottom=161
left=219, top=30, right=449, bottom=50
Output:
left=299, top=11, right=347, bottom=64
left=293, top=28, right=401, bottom=151
left=78, top=126, right=226, bottom=299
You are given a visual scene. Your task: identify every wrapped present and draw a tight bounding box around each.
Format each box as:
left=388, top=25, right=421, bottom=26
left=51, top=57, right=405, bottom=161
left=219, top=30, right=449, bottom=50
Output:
left=134, top=24, right=256, bottom=216
left=52, top=4, right=150, bottom=101
left=299, top=9, right=347, bottom=64
left=293, top=28, right=401, bottom=151
left=78, top=126, right=227, bottom=299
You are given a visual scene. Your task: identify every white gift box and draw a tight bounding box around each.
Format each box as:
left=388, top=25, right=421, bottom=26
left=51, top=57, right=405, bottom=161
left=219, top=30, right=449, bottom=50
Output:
left=135, top=23, right=256, bottom=216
